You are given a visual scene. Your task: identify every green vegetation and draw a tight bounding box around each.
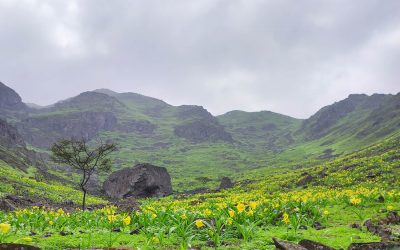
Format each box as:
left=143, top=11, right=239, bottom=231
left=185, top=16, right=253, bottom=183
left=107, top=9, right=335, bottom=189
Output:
left=0, top=84, right=399, bottom=248
left=0, top=133, right=399, bottom=249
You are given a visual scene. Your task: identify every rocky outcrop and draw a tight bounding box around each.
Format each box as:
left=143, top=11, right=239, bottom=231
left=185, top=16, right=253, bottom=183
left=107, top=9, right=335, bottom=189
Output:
left=0, top=82, right=27, bottom=111
left=176, top=105, right=215, bottom=121
left=174, top=120, right=233, bottom=143
left=0, top=119, right=25, bottom=147
left=103, top=163, right=173, bottom=199
left=300, top=94, right=392, bottom=139
left=17, top=111, right=118, bottom=147
left=218, top=177, right=234, bottom=190
left=118, top=120, right=156, bottom=134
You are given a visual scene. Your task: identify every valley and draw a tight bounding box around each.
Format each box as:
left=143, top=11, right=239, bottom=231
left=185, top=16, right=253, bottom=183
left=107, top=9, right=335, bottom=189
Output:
left=0, top=81, right=399, bottom=249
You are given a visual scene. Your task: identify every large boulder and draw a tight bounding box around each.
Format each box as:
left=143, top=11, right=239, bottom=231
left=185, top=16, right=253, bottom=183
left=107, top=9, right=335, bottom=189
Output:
left=103, top=163, right=173, bottom=199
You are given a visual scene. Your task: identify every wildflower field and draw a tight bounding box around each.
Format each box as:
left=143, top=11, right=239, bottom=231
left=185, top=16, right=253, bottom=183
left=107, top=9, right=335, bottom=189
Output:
left=0, top=135, right=399, bottom=249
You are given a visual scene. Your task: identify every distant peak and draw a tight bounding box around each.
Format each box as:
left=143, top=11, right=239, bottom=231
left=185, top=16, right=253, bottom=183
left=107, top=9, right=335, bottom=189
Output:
left=0, top=81, right=27, bottom=110
left=92, top=89, right=119, bottom=96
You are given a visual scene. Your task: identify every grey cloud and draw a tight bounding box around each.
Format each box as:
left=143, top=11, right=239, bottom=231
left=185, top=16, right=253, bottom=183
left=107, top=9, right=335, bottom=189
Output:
left=0, top=0, right=399, bottom=118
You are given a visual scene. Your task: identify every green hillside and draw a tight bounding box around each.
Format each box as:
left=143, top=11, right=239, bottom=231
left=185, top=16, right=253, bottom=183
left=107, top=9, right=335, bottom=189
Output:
left=0, top=82, right=399, bottom=192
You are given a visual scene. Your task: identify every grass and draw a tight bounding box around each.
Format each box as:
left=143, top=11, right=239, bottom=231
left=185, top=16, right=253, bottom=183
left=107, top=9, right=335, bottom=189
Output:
left=0, top=134, right=399, bottom=249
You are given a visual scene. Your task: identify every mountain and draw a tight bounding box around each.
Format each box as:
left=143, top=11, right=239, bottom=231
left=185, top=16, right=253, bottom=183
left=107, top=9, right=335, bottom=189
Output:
left=0, top=82, right=399, bottom=192
left=218, top=110, right=301, bottom=152
left=0, top=82, right=28, bottom=120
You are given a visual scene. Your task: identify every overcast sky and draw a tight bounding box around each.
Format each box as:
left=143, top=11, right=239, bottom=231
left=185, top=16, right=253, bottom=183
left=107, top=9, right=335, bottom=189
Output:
left=0, top=0, right=399, bottom=118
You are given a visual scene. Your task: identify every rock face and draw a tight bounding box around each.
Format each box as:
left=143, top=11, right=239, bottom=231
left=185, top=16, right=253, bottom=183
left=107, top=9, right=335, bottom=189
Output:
left=174, top=120, right=233, bottom=143
left=173, top=105, right=233, bottom=143
left=0, top=82, right=27, bottom=111
left=300, top=94, right=392, bottom=139
left=103, top=163, right=173, bottom=199
left=0, top=119, right=25, bottom=147
left=118, top=120, right=156, bottom=134
left=18, top=111, right=118, bottom=147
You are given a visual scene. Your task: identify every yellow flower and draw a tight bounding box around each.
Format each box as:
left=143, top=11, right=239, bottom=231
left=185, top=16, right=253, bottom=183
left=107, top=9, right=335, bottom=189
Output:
left=228, top=210, right=235, bottom=218
left=152, top=236, right=160, bottom=244
left=236, top=203, right=246, bottom=213
left=151, top=213, right=157, bottom=219
left=226, top=218, right=233, bottom=225
left=323, top=210, right=329, bottom=216
left=250, top=201, right=257, bottom=210
left=282, top=213, right=290, bottom=224
left=350, top=197, right=361, bottom=205
left=22, top=237, right=33, bottom=242
left=181, top=214, right=187, bottom=220
left=123, top=216, right=131, bottom=226
left=0, top=223, right=11, bottom=234
left=204, top=208, right=212, bottom=216
left=49, top=220, right=54, bottom=226
left=387, top=205, right=394, bottom=211
left=107, top=215, right=117, bottom=223
left=195, top=219, right=204, bottom=228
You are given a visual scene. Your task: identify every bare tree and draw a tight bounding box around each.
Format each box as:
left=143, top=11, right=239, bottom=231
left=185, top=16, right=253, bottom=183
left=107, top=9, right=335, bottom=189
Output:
left=51, top=138, right=117, bottom=210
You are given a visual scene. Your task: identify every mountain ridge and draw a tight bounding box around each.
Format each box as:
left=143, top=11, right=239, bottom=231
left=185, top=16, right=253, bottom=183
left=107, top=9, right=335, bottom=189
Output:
left=0, top=81, right=399, bottom=191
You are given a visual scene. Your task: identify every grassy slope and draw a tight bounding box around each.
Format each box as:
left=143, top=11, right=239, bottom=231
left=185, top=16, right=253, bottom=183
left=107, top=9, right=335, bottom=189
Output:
left=1, top=131, right=398, bottom=249
left=0, top=160, right=104, bottom=204
left=16, top=91, right=398, bottom=192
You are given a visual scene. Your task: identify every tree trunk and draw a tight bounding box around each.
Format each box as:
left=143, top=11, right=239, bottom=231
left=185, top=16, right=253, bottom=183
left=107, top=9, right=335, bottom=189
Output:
left=82, top=188, right=87, bottom=211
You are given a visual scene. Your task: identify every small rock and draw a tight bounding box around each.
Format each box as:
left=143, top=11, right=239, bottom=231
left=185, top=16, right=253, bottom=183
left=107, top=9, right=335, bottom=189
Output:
left=0, top=244, right=40, bottom=250
left=386, top=211, right=400, bottom=224
left=350, top=223, right=362, bottom=230
left=348, top=242, right=400, bottom=250
left=205, top=240, right=215, bottom=247
left=59, top=231, right=72, bottom=236
left=218, top=177, right=234, bottom=190
left=43, top=232, right=52, bottom=238
left=299, top=239, right=335, bottom=250
left=130, top=229, right=140, bottom=235
left=272, top=237, right=307, bottom=250
left=312, top=222, right=326, bottom=230
left=364, top=219, right=392, bottom=241
left=299, top=225, right=308, bottom=230
left=297, top=174, right=314, bottom=187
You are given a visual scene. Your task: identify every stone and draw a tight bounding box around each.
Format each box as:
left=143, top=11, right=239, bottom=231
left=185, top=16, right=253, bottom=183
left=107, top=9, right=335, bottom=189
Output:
left=103, top=163, right=173, bottom=199
left=386, top=211, right=400, bottom=224
left=364, top=219, right=392, bottom=241
left=298, top=239, right=335, bottom=250
left=218, top=177, right=234, bottom=190
left=348, top=242, right=400, bottom=250
left=297, top=174, right=314, bottom=187
left=312, top=222, right=326, bottom=230
left=0, top=244, right=40, bottom=250
left=272, top=238, right=307, bottom=250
